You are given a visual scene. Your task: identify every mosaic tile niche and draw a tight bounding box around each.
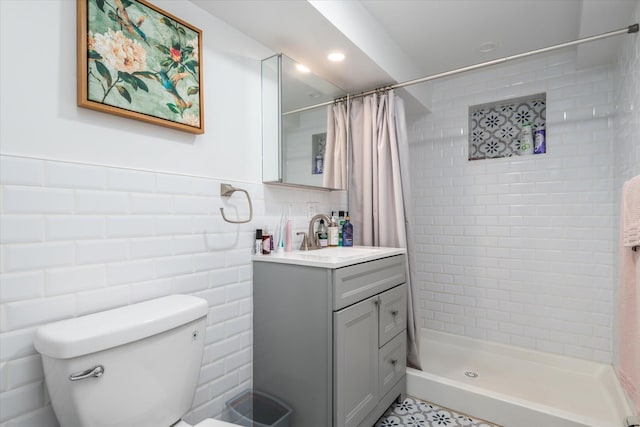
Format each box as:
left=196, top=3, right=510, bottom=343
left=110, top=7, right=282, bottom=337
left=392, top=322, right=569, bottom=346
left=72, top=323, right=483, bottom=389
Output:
left=468, top=93, right=546, bottom=160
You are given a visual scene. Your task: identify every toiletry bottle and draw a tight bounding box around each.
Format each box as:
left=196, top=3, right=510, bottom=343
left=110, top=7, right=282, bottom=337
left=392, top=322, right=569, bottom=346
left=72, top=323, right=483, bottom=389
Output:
left=338, top=210, right=345, bottom=246
left=317, top=219, right=328, bottom=247
left=315, top=155, right=324, bottom=174
left=342, top=212, right=353, bottom=247
left=255, top=229, right=263, bottom=255
left=534, top=128, right=546, bottom=154
left=262, top=227, right=271, bottom=255
left=328, top=213, right=339, bottom=247
left=285, top=219, right=293, bottom=252
left=520, top=124, right=534, bottom=155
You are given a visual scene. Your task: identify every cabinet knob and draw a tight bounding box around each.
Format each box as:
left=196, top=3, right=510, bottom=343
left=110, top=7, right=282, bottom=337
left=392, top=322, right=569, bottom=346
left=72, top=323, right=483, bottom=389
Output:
left=391, top=309, right=399, bottom=316
left=373, top=298, right=380, bottom=306
left=390, top=359, right=398, bottom=366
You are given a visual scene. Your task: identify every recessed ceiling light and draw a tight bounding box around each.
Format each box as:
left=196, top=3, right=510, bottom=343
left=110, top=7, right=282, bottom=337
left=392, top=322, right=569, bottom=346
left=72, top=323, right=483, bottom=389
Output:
left=327, top=52, right=345, bottom=62
left=479, top=41, right=498, bottom=53
left=296, top=63, right=311, bottom=73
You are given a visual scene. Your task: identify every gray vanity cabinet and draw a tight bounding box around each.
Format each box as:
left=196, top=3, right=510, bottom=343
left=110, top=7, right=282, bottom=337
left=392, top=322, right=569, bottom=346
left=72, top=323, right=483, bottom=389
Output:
left=253, top=253, right=407, bottom=427
left=334, top=294, right=379, bottom=427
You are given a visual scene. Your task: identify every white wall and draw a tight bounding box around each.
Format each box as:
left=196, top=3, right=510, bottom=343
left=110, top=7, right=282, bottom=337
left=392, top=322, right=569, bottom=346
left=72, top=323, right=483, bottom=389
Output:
left=407, top=50, right=618, bottom=364
left=0, top=0, right=266, bottom=182
left=0, top=1, right=345, bottom=426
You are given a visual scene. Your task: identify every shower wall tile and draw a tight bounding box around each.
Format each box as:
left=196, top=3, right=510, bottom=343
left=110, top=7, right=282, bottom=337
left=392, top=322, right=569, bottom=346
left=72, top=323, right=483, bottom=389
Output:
left=408, top=50, right=617, bottom=364
left=0, top=154, right=346, bottom=426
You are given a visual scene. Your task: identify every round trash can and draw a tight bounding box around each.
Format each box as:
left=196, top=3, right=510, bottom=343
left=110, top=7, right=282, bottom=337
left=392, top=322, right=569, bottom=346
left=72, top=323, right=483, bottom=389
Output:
left=225, top=390, right=292, bottom=427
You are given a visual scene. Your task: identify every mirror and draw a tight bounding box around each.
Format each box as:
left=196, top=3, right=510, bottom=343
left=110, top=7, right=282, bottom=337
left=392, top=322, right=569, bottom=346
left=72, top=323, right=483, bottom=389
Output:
left=262, top=54, right=347, bottom=190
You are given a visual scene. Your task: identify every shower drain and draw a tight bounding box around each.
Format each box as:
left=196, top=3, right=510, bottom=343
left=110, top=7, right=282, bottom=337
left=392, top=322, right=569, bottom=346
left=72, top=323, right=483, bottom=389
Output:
left=464, top=371, right=479, bottom=378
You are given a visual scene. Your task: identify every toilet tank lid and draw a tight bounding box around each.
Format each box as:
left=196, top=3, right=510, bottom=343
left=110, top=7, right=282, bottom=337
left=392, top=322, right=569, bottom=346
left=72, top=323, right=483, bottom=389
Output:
left=34, top=295, right=208, bottom=359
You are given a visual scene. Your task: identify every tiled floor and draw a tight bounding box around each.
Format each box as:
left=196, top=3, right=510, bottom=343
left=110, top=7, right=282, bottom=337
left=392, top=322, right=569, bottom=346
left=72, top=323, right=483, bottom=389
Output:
left=375, top=396, right=501, bottom=427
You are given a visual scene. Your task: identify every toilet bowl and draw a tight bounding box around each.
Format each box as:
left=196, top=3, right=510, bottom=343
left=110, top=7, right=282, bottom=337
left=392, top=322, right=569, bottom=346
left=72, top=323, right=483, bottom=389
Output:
left=34, top=295, right=241, bottom=427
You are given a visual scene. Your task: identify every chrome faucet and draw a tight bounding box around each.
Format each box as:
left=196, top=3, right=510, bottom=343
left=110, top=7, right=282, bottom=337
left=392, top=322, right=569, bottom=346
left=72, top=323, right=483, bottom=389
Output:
left=306, top=214, right=331, bottom=250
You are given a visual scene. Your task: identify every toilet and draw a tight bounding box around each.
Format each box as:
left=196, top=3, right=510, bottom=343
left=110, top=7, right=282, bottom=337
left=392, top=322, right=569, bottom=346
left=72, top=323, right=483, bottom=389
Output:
left=34, top=295, right=239, bottom=427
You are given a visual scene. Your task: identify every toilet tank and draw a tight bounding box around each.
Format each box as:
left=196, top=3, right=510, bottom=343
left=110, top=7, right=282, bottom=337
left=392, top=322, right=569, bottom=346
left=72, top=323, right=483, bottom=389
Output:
left=34, top=295, right=208, bottom=427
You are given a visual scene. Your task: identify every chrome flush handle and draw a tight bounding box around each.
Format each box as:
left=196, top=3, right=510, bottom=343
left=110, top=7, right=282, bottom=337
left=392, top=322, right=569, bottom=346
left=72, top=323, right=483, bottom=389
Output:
left=69, top=365, right=105, bottom=381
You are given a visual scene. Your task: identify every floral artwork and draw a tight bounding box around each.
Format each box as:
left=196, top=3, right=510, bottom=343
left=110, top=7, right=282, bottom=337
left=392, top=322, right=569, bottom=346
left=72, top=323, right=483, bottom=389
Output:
left=77, top=0, right=204, bottom=134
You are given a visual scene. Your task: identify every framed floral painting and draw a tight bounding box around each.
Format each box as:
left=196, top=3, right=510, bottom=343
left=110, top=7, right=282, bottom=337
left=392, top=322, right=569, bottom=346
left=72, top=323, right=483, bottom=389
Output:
left=77, top=0, right=204, bottom=134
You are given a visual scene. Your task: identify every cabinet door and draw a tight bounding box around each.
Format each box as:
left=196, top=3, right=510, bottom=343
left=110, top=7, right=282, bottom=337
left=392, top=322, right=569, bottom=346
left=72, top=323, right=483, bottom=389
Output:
left=379, top=283, right=407, bottom=347
left=379, top=332, right=407, bottom=398
left=334, top=297, right=379, bottom=427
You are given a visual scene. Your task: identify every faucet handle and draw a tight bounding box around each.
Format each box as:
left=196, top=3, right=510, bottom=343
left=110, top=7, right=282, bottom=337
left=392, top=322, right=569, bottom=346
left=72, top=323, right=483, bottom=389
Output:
left=297, top=232, right=309, bottom=251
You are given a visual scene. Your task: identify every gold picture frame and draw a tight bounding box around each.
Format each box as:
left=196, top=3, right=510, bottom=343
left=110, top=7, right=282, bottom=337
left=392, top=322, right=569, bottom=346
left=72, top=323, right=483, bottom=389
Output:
left=77, top=0, right=204, bottom=134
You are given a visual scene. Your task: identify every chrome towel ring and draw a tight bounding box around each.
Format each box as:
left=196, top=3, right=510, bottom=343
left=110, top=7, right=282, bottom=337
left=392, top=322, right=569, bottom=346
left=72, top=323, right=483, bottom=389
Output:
left=219, top=183, right=253, bottom=224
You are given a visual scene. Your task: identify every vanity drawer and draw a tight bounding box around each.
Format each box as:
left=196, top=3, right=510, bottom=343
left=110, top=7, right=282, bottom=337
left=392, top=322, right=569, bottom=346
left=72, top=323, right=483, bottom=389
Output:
left=379, top=283, right=407, bottom=347
left=379, top=332, right=406, bottom=399
left=332, top=255, right=405, bottom=311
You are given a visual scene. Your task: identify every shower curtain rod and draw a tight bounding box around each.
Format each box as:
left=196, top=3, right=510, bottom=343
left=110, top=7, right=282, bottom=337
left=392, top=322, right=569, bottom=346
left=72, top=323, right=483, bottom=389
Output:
left=282, top=23, right=638, bottom=116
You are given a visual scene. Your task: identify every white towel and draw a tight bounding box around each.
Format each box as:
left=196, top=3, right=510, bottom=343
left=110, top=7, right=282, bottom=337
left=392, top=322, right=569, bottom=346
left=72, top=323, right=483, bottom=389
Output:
left=622, top=175, right=640, bottom=248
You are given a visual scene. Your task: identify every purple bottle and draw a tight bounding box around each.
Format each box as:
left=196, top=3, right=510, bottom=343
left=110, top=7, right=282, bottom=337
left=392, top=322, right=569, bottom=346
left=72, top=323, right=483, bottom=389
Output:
left=534, top=129, right=546, bottom=154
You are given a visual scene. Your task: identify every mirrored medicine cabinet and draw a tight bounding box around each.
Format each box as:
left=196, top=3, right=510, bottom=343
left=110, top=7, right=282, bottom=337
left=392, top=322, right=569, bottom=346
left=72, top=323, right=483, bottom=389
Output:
left=262, top=53, right=347, bottom=190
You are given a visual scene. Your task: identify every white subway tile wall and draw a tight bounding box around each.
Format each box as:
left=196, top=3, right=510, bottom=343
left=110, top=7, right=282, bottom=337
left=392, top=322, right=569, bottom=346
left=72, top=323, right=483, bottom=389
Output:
left=408, top=50, right=624, bottom=364
left=0, top=156, right=345, bottom=426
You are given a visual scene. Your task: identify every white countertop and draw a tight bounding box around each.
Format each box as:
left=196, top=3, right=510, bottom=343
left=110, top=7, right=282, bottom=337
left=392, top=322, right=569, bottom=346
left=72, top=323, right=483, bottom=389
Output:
left=252, top=246, right=406, bottom=268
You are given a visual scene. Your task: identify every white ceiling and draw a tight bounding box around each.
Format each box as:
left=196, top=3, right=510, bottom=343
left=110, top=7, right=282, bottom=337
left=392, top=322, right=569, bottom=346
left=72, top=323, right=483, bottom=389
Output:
left=193, top=0, right=638, bottom=113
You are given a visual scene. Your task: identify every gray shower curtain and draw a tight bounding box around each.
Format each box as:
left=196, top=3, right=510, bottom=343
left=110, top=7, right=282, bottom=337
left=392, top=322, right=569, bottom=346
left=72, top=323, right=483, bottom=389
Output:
left=323, top=102, right=348, bottom=190
left=334, top=90, right=421, bottom=370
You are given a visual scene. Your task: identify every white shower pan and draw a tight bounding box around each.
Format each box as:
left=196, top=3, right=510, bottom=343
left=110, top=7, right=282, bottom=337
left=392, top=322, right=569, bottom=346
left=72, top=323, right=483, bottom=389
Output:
left=407, top=329, right=632, bottom=427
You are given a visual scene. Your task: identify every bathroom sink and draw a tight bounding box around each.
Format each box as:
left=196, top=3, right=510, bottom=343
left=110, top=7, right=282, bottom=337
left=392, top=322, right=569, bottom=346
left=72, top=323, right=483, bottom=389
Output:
left=253, top=246, right=405, bottom=268
left=300, top=247, right=382, bottom=258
